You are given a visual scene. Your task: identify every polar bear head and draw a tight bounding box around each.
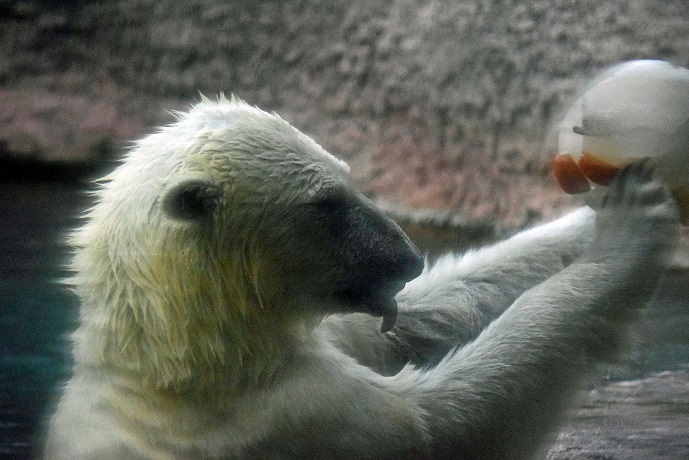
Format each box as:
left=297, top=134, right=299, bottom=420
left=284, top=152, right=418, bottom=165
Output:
left=69, top=96, right=423, bottom=387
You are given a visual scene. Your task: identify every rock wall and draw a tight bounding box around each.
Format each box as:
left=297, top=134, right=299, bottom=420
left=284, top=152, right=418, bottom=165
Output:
left=2, top=0, right=689, bottom=223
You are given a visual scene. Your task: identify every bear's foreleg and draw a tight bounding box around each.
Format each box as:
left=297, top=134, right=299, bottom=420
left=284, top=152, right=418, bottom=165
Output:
left=323, top=206, right=597, bottom=373
left=400, top=162, right=678, bottom=459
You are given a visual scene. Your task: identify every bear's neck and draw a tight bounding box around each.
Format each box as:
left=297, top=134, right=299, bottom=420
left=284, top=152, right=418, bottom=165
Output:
left=74, top=294, right=316, bottom=396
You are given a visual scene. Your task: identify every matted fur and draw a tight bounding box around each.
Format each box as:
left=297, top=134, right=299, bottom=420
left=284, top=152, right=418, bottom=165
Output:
left=43, top=97, right=679, bottom=460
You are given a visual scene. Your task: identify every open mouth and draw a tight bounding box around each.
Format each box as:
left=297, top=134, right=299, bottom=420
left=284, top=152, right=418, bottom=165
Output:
left=334, top=280, right=407, bottom=333
left=362, top=294, right=398, bottom=333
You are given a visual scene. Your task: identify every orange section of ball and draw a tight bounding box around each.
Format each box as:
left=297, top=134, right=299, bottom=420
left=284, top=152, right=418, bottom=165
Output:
left=553, top=153, right=592, bottom=194
left=577, top=153, right=621, bottom=186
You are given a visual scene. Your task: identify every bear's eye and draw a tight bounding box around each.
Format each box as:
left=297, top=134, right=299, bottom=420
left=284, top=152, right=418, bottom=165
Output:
left=162, top=180, right=219, bottom=221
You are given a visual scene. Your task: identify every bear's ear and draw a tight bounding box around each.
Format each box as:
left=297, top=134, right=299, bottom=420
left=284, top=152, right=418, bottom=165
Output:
left=162, top=180, right=220, bottom=221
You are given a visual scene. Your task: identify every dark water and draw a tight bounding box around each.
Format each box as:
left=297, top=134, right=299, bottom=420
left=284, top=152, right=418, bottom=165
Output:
left=0, top=181, right=86, bottom=459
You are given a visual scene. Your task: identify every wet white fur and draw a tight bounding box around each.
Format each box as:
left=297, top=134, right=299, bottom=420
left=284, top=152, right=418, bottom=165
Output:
left=44, top=97, right=678, bottom=459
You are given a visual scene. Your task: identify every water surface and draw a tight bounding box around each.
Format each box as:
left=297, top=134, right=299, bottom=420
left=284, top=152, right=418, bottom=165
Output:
left=0, top=181, right=85, bottom=459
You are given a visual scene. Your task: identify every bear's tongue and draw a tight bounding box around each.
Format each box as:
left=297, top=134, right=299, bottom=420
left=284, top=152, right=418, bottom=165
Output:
left=364, top=294, right=398, bottom=333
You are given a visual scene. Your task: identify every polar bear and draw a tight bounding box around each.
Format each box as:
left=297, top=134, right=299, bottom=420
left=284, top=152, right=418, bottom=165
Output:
left=43, top=96, right=679, bottom=460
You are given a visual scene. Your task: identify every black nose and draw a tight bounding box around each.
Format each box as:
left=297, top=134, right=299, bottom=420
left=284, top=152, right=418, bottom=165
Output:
left=332, top=200, right=425, bottom=323
left=352, top=202, right=424, bottom=284
left=395, top=241, right=424, bottom=281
